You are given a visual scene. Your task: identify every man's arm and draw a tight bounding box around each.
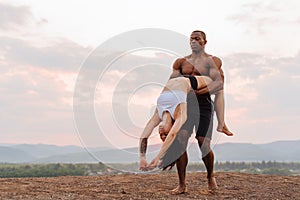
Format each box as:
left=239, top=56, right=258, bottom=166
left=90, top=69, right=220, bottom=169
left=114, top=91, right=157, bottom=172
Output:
left=139, top=109, right=161, bottom=170
left=212, top=56, right=222, bottom=69
left=213, top=56, right=224, bottom=82
left=195, top=57, right=223, bottom=94
left=169, top=58, right=184, bottom=79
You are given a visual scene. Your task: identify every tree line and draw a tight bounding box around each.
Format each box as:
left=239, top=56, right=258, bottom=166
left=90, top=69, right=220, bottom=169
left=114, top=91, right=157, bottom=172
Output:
left=187, top=161, right=300, bottom=176
left=0, top=163, right=108, bottom=178
left=0, top=161, right=299, bottom=178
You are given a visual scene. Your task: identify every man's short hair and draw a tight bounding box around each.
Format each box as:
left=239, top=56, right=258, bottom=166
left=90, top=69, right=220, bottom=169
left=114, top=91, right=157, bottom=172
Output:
left=192, top=30, right=207, bottom=42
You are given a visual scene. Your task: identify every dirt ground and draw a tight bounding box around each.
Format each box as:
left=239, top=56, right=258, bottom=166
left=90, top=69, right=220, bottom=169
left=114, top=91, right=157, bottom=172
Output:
left=0, top=172, right=299, bottom=200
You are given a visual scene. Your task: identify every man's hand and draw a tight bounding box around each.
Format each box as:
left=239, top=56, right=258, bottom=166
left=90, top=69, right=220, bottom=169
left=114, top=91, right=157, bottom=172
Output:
left=194, top=88, right=209, bottom=95
left=139, top=157, right=148, bottom=171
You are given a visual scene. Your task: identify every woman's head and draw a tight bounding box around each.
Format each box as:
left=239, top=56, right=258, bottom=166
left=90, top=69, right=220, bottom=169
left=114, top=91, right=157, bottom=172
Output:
left=159, top=111, right=173, bottom=141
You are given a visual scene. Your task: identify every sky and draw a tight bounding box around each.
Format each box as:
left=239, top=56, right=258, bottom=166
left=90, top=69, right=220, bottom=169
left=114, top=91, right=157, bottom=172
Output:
left=0, top=0, right=300, bottom=149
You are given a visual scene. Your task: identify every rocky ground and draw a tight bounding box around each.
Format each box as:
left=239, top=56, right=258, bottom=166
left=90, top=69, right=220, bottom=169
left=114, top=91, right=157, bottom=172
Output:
left=0, top=172, right=299, bottom=199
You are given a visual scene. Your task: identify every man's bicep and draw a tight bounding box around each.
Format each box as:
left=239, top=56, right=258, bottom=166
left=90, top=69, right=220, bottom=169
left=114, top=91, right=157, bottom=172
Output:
left=208, top=58, right=222, bottom=81
left=173, top=58, right=183, bottom=70
left=210, top=67, right=222, bottom=81
left=170, top=58, right=183, bottom=78
left=208, top=64, right=224, bottom=93
left=212, top=56, right=222, bottom=69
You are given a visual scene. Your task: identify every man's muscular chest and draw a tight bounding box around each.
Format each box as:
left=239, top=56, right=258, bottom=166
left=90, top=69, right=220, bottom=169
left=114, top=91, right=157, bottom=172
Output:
left=181, top=58, right=209, bottom=76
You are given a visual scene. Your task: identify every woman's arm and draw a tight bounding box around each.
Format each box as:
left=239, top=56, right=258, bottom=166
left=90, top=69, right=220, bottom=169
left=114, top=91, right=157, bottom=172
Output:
left=139, top=109, right=161, bottom=170
left=147, top=104, right=187, bottom=169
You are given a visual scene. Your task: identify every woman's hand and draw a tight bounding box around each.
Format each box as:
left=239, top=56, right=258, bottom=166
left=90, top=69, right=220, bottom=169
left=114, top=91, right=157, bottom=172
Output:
left=147, top=157, right=162, bottom=170
left=139, top=157, right=148, bottom=171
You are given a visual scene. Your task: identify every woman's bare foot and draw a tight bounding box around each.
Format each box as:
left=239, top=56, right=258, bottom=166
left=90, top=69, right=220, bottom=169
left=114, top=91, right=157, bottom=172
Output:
left=217, top=124, right=233, bottom=136
left=208, top=177, right=218, bottom=191
left=171, top=185, right=187, bottom=194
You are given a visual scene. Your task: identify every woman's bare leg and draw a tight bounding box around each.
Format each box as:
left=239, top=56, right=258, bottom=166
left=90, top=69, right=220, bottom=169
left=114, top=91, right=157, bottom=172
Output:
left=215, top=90, right=233, bottom=136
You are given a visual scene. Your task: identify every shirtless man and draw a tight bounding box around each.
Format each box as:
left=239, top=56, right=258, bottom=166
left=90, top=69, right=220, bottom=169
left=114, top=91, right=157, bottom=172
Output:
left=161, top=30, right=225, bottom=193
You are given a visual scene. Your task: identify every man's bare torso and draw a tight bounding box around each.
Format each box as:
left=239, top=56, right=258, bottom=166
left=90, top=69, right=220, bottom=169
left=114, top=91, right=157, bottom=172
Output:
left=180, top=54, right=212, bottom=77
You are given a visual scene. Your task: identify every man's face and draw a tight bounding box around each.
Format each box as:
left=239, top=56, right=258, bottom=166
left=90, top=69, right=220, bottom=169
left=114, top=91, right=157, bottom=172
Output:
left=190, top=32, right=205, bottom=52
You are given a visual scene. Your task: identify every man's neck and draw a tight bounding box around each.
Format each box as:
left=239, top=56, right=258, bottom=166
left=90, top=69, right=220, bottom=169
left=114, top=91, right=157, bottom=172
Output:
left=191, top=49, right=206, bottom=58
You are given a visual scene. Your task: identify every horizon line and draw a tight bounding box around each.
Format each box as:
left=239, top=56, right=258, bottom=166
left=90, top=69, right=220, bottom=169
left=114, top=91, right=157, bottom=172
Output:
left=1, top=139, right=300, bottom=149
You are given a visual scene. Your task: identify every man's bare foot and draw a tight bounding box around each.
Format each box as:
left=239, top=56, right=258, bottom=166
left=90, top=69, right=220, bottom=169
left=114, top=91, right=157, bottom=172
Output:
left=217, top=124, right=233, bottom=136
left=208, top=177, right=218, bottom=191
left=171, top=185, right=187, bottom=194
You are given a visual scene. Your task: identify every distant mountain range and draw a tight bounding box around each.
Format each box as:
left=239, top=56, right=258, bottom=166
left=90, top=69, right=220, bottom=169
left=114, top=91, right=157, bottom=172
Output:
left=1, top=140, right=300, bottom=163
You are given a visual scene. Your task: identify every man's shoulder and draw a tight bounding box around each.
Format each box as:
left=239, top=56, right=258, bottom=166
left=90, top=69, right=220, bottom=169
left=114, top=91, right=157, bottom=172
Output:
left=173, top=57, right=186, bottom=66
left=178, top=57, right=187, bottom=62
left=211, top=56, right=222, bottom=69
left=212, top=55, right=221, bottom=62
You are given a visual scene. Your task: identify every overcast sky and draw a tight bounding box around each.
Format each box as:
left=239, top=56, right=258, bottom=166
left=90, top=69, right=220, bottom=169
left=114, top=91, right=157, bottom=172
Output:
left=0, top=0, right=299, bottom=148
